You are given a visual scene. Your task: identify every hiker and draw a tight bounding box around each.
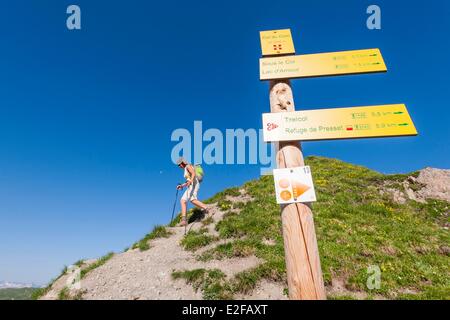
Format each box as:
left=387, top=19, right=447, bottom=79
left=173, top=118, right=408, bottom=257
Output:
left=176, top=157, right=208, bottom=226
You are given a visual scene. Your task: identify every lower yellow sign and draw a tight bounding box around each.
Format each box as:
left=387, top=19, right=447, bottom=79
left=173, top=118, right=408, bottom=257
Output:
left=260, top=48, right=387, bottom=80
left=262, top=104, right=417, bottom=142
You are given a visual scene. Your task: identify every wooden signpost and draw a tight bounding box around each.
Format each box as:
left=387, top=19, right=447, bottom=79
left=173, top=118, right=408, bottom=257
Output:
left=268, top=78, right=326, bottom=299
left=259, top=28, right=417, bottom=300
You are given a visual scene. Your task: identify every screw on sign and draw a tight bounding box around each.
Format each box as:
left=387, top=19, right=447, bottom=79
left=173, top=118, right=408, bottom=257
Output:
left=258, top=29, right=417, bottom=300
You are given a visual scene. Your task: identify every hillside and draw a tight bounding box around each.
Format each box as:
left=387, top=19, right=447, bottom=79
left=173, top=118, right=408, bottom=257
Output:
left=0, top=288, right=38, bottom=300
left=35, top=156, right=449, bottom=300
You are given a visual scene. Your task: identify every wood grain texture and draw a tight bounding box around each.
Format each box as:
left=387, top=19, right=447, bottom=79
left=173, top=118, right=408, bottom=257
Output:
left=269, top=80, right=326, bottom=300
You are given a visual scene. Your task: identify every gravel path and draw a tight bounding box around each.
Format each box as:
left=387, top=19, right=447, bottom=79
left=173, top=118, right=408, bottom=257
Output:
left=41, top=190, right=285, bottom=300
left=80, top=226, right=261, bottom=300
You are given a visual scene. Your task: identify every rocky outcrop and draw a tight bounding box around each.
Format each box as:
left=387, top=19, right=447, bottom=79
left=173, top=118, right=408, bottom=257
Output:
left=382, top=168, right=450, bottom=204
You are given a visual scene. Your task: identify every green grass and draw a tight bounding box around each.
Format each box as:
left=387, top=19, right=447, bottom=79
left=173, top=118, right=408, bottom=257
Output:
left=57, top=287, right=70, bottom=300
left=328, top=294, right=358, bottom=300
left=172, top=268, right=232, bottom=299
left=198, top=239, right=259, bottom=261
left=31, top=265, right=68, bottom=300
left=178, top=156, right=450, bottom=300
left=132, top=225, right=172, bottom=251
left=57, top=287, right=83, bottom=300
left=74, top=259, right=84, bottom=267
left=204, top=187, right=241, bottom=205
left=0, top=288, right=39, bottom=300
left=80, top=252, right=114, bottom=279
left=31, top=286, right=50, bottom=300
left=201, top=216, right=214, bottom=226
left=181, top=228, right=218, bottom=251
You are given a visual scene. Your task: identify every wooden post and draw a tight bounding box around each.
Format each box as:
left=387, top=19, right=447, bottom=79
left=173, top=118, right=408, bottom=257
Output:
left=269, top=80, right=326, bottom=300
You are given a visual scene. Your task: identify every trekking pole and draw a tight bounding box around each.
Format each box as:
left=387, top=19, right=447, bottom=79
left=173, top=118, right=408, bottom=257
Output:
left=170, top=187, right=180, bottom=225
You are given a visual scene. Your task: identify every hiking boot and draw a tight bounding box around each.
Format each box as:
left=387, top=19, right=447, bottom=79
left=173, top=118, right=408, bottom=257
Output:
left=178, top=217, right=187, bottom=227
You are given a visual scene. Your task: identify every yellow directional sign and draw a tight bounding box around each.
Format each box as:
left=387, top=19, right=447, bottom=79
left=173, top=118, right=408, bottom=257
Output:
left=262, top=104, right=417, bottom=142
left=260, top=48, right=387, bottom=80
left=260, top=29, right=295, bottom=56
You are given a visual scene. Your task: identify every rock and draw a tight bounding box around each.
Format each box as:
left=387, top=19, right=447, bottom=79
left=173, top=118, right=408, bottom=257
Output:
left=416, top=168, right=450, bottom=202
left=384, top=168, right=450, bottom=204
left=389, top=188, right=407, bottom=204
left=439, top=245, right=450, bottom=256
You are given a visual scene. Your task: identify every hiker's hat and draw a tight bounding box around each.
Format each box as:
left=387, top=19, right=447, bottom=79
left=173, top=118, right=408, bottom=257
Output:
left=176, top=157, right=187, bottom=166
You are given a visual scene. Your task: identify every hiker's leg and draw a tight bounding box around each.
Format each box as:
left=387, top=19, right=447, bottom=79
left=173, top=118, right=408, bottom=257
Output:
left=180, top=199, right=188, bottom=219
left=180, top=184, right=192, bottom=220
left=189, top=180, right=205, bottom=209
left=191, top=199, right=207, bottom=210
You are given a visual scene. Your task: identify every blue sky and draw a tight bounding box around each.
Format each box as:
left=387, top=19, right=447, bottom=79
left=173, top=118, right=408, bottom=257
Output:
left=1, top=1, right=449, bottom=285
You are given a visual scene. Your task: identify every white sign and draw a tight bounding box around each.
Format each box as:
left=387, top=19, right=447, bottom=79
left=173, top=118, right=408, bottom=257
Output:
left=273, top=166, right=316, bottom=204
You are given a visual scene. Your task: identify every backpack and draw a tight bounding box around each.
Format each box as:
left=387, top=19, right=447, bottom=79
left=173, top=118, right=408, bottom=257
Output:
left=194, top=164, right=204, bottom=182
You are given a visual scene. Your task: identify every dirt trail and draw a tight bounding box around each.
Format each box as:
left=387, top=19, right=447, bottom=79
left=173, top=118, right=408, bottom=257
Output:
left=41, top=190, right=286, bottom=300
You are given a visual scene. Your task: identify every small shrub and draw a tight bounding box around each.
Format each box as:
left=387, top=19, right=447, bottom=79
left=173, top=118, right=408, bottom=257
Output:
left=172, top=268, right=231, bottom=300
left=74, top=260, right=84, bottom=267
left=132, top=225, right=172, bottom=251
left=57, top=287, right=70, bottom=300
left=202, top=216, right=214, bottom=226
left=80, top=252, right=114, bottom=279
left=31, top=266, right=68, bottom=300
left=181, top=228, right=218, bottom=251
left=57, top=287, right=83, bottom=300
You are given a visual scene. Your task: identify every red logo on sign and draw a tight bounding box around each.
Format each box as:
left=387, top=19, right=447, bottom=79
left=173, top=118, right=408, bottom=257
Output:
left=267, top=123, right=279, bottom=131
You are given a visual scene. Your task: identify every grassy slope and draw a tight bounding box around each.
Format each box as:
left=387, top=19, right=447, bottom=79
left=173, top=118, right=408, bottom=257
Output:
left=0, top=288, right=38, bottom=300
left=174, top=156, right=450, bottom=300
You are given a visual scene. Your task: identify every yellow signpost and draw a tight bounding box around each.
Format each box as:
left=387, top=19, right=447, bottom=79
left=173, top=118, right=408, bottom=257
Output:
left=260, top=48, right=387, bottom=80
left=259, top=29, right=295, bottom=56
left=262, top=104, right=417, bottom=142
left=258, top=28, right=417, bottom=300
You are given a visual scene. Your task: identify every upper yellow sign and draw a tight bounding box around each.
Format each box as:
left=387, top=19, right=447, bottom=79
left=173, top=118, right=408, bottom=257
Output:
left=262, top=104, right=417, bottom=142
left=260, top=29, right=295, bottom=56
left=260, top=48, right=387, bottom=80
